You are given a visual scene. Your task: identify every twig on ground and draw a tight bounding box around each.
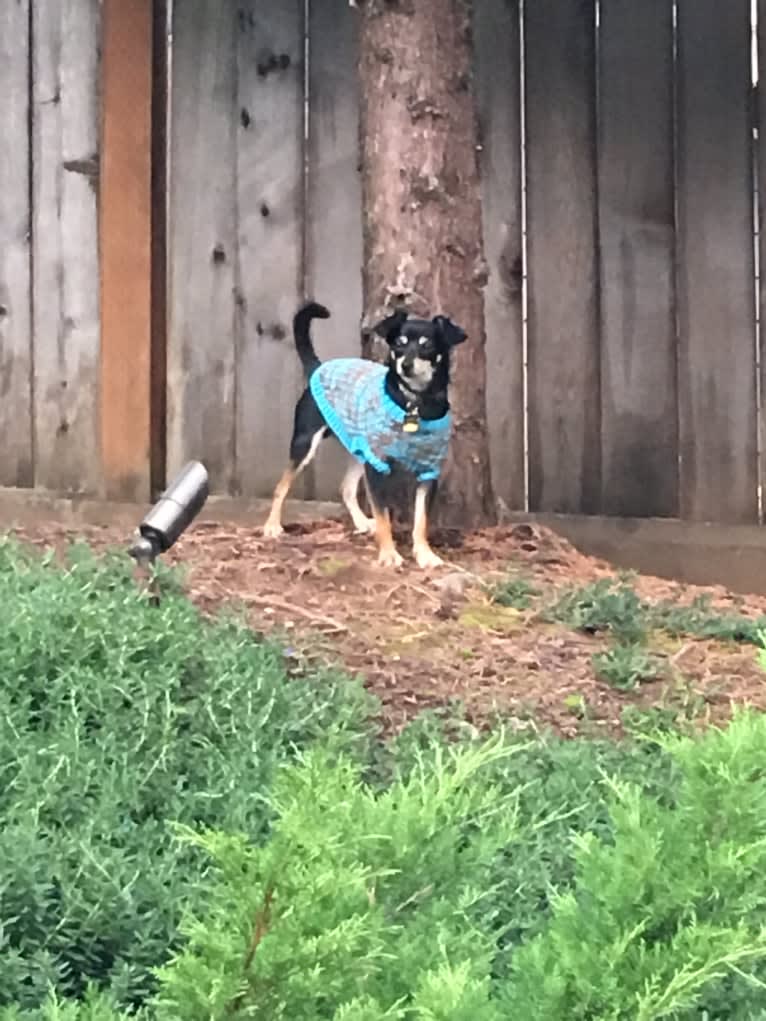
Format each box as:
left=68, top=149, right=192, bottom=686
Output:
left=242, top=594, right=348, bottom=633
left=408, top=584, right=442, bottom=604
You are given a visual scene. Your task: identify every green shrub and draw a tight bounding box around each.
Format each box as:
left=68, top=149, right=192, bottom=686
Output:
left=488, top=574, right=539, bottom=610
left=499, top=711, right=766, bottom=1018
left=0, top=538, right=374, bottom=1010
left=0, top=985, right=139, bottom=1021
left=621, top=702, right=700, bottom=737
left=7, top=538, right=766, bottom=1020
left=152, top=711, right=681, bottom=1018
left=153, top=712, right=766, bottom=1019
left=152, top=739, right=520, bottom=1019
left=592, top=643, right=663, bottom=690
left=656, top=595, right=766, bottom=645
left=551, top=576, right=766, bottom=648
left=550, top=577, right=649, bottom=644
left=402, top=722, right=680, bottom=971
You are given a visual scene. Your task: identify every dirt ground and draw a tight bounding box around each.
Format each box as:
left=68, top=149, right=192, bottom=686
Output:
left=11, top=517, right=766, bottom=737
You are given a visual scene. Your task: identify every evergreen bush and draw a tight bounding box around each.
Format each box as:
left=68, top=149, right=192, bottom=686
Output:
left=0, top=538, right=373, bottom=1009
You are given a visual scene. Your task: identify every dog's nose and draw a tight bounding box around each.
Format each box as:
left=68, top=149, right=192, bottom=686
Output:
left=402, top=359, right=414, bottom=375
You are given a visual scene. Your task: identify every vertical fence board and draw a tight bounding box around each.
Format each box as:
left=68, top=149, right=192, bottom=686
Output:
left=0, top=0, right=33, bottom=488
left=32, top=0, right=101, bottom=493
left=524, top=0, right=600, bottom=513
left=167, top=0, right=237, bottom=493
left=151, top=0, right=169, bottom=496
left=598, top=0, right=677, bottom=517
left=759, top=0, right=766, bottom=519
left=100, top=0, right=154, bottom=502
left=306, top=0, right=364, bottom=501
left=474, top=0, right=524, bottom=511
left=234, top=0, right=305, bottom=497
left=677, top=0, right=757, bottom=523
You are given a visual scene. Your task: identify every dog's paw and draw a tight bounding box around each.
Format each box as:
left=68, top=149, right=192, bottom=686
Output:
left=262, top=521, right=284, bottom=539
left=414, top=546, right=444, bottom=570
left=352, top=516, right=376, bottom=535
left=376, top=547, right=404, bottom=569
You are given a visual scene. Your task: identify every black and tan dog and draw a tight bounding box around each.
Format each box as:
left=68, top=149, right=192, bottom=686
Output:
left=263, top=301, right=466, bottom=568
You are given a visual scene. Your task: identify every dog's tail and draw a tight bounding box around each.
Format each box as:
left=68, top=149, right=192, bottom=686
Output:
left=293, top=301, right=330, bottom=378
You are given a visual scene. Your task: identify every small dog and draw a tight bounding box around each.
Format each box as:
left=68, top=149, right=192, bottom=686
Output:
left=263, top=301, right=466, bottom=568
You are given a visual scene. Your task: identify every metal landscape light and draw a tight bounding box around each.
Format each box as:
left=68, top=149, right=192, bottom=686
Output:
left=128, top=461, right=209, bottom=574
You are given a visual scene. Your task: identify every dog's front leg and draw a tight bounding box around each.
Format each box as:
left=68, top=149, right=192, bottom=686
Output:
left=340, top=458, right=375, bottom=534
left=364, top=465, right=403, bottom=568
left=412, top=481, right=443, bottom=570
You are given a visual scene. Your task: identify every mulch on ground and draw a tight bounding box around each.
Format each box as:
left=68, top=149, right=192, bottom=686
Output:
left=10, top=518, right=766, bottom=736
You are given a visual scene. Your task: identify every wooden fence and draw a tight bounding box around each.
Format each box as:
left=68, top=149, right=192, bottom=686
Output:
left=0, top=0, right=158, bottom=504
left=2, top=0, right=766, bottom=526
left=0, top=0, right=101, bottom=495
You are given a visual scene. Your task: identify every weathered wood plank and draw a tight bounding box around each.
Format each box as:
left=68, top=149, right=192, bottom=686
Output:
left=151, top=0, right=169, bottom=496
left=758, top=0, right=766, bottom=522
left=306, top=0, right=364, bottom=501
left=100, top=0, right=154, bottom=502
left=234, top=0, right=305, bottom=497
left=32, top=0, right=101, bottom=494
left=167, top=0, right=237, bottom=493
left=474, top=0, right=524, bottom=511
left=676, top=0, right=757, bottom=523
left=524, top=0, right=600, bottom=514
left=0, top=0, right=33, bottom=488
left=598, top=0, right=677, bottom=517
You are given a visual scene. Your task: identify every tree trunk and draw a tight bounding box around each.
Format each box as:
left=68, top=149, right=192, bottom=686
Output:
left=356, top=0, right=496, bottom=528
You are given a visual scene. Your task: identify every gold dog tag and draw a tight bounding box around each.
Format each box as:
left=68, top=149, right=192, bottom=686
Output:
left=403, top=414, right=420, bottom=433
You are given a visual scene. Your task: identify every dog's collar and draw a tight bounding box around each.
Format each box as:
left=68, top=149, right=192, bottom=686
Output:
left=402, top=404, right=420, bottom=433
left=397, top=375, right=424, bottom=401
left=397, top=377, right=424, bottom=433
left=385, top=368, right=449, bottom=428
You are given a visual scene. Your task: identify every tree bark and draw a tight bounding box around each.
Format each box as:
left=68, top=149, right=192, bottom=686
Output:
left=356, top=0, right=496, bottom=528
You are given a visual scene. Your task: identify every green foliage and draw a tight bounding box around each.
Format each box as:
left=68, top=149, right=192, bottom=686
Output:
left=0, top=537, right=374, bottom=1010
left=655, top=595, right=766, bottom=645
left=0, top=985, right=141, bottom=1021
left=152, top=739, right=519, bottom=1020
left=550, top=577, right=649, bottom=644
left=154, top=707, right=680, bottom=1018
left=6, top=538, right=766, bottom=1020
left=438, top=726, right=679, bottom=969
left=152, top=712, right=766, bottom=1018
left=592, top=643, right=663, bottom=690
left=621, top=703, right=698, bottom=738
left=487, top=574, right=539, bottom=610
left=499, top=711, right=766, bottom=1018
left=150, top=710, right=766, bottom=1021
left=552, top=576, right=766, bottom=648
left=552, top=577, right=766, bottom=707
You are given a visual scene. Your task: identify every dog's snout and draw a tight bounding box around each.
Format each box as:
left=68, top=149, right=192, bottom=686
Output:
left=401, top=358, right=414, bottom=375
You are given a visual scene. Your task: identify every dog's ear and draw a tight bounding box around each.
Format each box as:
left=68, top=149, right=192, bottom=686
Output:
left=372, top=308, right=408, bottom=342
left=432, top=315, right=467, bottom=347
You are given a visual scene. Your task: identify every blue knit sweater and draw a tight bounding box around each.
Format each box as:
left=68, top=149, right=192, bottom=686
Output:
left=309, top=359, right=451, bottom=481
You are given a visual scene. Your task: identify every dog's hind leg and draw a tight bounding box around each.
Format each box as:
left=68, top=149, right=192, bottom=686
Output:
left=412, top=481, right=443, bottom=569
left=262, top=465, right=300, bottom=539
left=364, top=465, right=403, bottom=568
left=263, top=424, right=327, bottom=538
left=340, top=458, right=375, bottom=534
